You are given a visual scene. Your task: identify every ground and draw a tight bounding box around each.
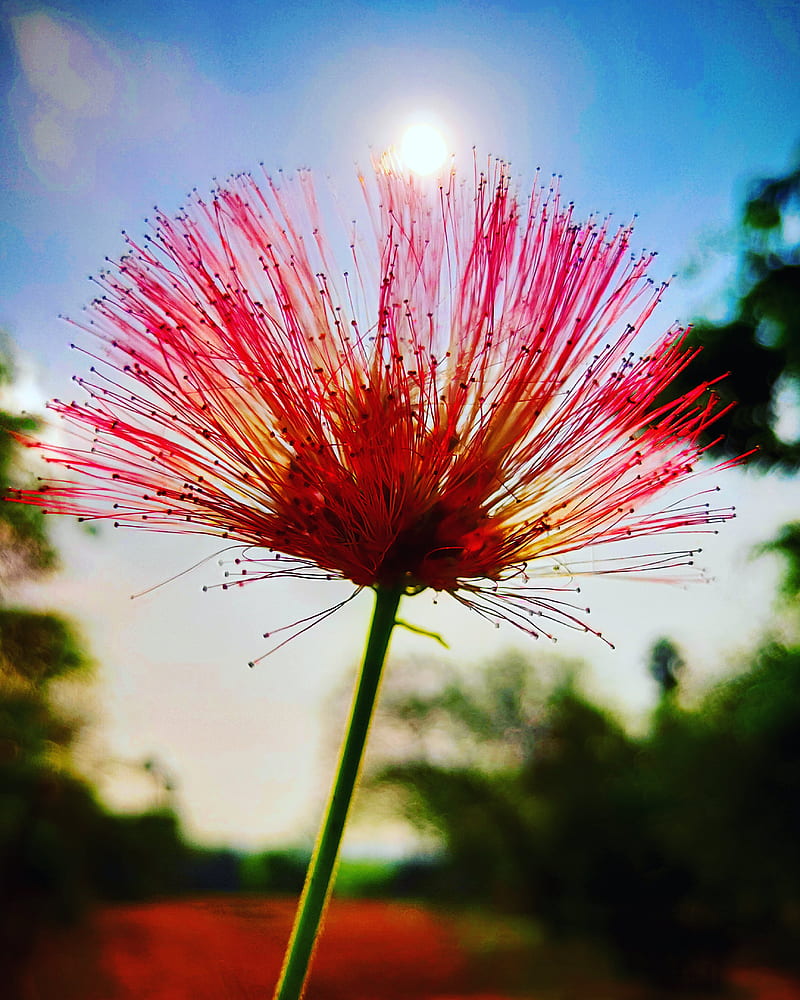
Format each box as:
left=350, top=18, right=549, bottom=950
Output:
left=16, top=897, right=800, bottom=1000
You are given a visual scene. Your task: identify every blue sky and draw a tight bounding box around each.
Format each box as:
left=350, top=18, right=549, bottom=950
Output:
left=1, top=0, right=799, bottom=849
left=4, top=0, right=799, bottom=368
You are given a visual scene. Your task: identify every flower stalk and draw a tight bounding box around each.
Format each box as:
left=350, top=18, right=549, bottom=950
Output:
left=274, top=587, right=402, bottom=1000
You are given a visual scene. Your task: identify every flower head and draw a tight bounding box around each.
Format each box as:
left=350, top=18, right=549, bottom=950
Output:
left=14, top=159, right=740, bottom=645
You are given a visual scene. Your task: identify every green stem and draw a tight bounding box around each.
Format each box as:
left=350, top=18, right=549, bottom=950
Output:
left=273, top=587, right=403, bottom=1000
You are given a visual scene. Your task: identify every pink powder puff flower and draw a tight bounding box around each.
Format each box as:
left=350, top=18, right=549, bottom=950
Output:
left=11, top=159, right=741, bottom=649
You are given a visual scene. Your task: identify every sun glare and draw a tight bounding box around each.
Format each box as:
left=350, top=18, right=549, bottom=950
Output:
left=400, top=123, right=448, bottom=175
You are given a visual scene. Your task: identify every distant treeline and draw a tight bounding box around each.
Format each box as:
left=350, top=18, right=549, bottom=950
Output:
left=368, top=639, right=800, bottom=991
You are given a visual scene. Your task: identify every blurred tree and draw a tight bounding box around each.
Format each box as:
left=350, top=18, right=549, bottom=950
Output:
left=648, top=637, right=685, bottom=699
left=87, top=811, right=190, bottom=901
left=0, top=345, right=249, bottom=955
left=0, top=346, right=102, bottom=993
left=758, top=521, right=800, bottom=602
left=239, top=848, right=310, bottom=894
left=0, top=346, right=56, bottom=588
left=372, top=641, right=800, bottom=989
left=372, top=656, right=731, bottom=989
left=669, top=153, right=800, bottom=471
left=648, top=641, right=800, bottom=967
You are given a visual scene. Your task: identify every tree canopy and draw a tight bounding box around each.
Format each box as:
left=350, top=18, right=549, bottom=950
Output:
left=670, top=155, right=800, bottom=472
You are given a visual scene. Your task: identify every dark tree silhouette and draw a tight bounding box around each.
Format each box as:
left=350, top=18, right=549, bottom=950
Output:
left=0, top=345, right=100, bottom=994
left=648, top=637, right=685, bottom=698
left=669, top=153, right=800, bottom=472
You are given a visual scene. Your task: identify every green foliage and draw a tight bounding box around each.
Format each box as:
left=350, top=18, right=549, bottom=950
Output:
left=0, top=770, right=102, bottom=920
left=743, top=163, right=800, bottom=234
left=0, top=609, right=90, bottom=687
left=374, top=647, right=800, bottom=988
left=0, top=349, right=56, bottom=581
left=0, top=343, right=245, bottom=966
left=676, top=642, right=800, bottom=939
left=334, top=857, right=399, bottom=897
left=758, top=521, right=800, bottom=600
left=669, top=153, right=800, bottom=471
left=88, top=811, right=191, bottom=901
left=239, top=847, right=310, bottom=894
left=0, top=346, right=103, bottom=992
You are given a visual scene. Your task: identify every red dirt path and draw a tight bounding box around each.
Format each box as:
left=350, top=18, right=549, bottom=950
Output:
left=20, top=896, right=800, bottom=1000
left=26, top=897, right=470, bottom=1000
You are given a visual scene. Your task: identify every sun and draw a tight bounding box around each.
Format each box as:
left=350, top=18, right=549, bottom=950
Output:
left=400, top=123, right=448, bottom=175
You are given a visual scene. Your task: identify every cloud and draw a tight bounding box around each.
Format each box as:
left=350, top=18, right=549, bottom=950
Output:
left=10, top=10, right=116, bottom=175
left=8, top=9, right=234, bottom=193
left=12, top=11, right=115, bottom=116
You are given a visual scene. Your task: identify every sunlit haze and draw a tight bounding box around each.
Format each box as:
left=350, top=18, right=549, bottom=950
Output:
left=399, top=122, right=448, bottom=174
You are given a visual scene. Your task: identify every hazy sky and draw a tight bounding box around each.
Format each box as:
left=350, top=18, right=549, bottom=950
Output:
left=2, top=0, right=799, bottom=850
